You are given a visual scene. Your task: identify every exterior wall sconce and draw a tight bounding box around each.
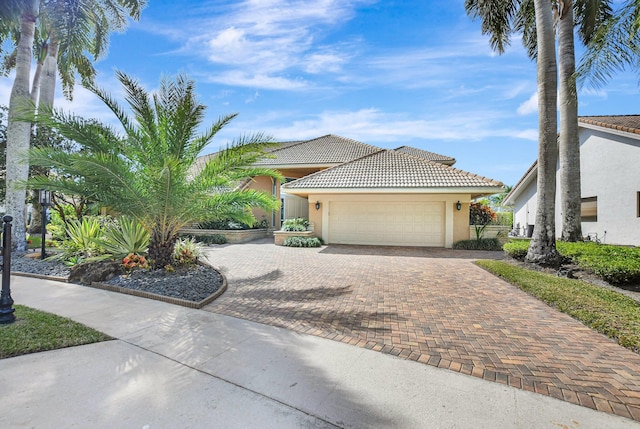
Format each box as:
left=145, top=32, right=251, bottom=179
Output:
left=315, top=201, right=321, bottom=210
left=456, top=201, right=462, bottom=211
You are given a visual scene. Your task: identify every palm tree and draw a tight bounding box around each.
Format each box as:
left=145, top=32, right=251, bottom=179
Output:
left=466, top=0, right=611, bottom=256
left=5, top=0, right=39, bottom=251
left=526, top=0, right=561, bottom=265
left=577, top=0, right=640, bottom=87
left=26, top=72, right=283, bottom=269
left=37, top=0, right=146, bottom=109
left=3, top=0, right=145, bottom=250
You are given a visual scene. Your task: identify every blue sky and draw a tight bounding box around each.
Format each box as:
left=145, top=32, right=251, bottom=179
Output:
left=2, top=0, right=639, bottom=186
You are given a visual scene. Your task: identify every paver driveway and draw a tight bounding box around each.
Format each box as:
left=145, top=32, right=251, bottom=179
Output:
left=203, top=239, right=640, bottom=422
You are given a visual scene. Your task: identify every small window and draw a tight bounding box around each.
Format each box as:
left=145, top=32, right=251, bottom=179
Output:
left=581, top=196, right=597, bottom=222
left=637, top=192, right=640, bottom=218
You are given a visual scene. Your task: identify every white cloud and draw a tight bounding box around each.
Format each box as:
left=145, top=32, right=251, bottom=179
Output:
left=235, top=108, right=538, bottom=143
left=205, top=71, right=308, bottom=90
left=152, top=0, right=374, bottom=90
left=517, top=92, right=538, bottom=115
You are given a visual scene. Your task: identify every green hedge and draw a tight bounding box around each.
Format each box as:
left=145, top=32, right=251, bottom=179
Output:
left=503, top=239, right=640, bottom=285
left=283, top=236, right=322, bottom=247
left=181, top=234, right=227, bottom=245
left=453, top=238, right=502, bottom=251
left=503, top=240, right=530, bottom=260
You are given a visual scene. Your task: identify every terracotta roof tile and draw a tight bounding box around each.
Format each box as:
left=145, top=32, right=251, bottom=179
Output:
left=393, top=146, right=456, bottom=164
left=579, top=115, right=640, bottom=135
left=254, top=134, right=380, bottom=166
left=283, top=150, right=503, bottom=190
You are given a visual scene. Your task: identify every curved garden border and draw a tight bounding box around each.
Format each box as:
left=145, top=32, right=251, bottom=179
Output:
left=11, top=260, right=227, bottom=309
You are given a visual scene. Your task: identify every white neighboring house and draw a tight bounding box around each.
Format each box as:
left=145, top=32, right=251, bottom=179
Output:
left=504, top=115, right=640, bottom=246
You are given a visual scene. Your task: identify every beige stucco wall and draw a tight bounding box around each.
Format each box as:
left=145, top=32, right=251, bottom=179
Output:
left=308, top=200, right=323, bottom=238
left=306, top=193, right=472, bottom=248
left=453, top=201, right=471, bottom=242
left=246, top=176, right=280, bottom=228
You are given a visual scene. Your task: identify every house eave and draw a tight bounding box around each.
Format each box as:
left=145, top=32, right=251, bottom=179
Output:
left=503, top=161, right=537, bottom=206
left=282, top=186, right=504, bottom=197
left=579, top=120, right=640, bottom=140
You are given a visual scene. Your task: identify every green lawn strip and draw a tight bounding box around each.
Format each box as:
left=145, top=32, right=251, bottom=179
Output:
left=0, top=305, right=112, bottom=359
left=476, top=260, right=640, bottom=352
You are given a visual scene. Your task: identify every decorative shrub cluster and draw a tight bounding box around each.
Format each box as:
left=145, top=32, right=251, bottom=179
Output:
left=282, top=236, right=322, bottom=247
left=122, top=253, right=149, bottom=272
left=453, top=238, right=502, bottom=251
left=53, top=216, right=150, bottom=266
left=173, top=237, right=202, bottom=266
left=503, top=239, right=640, bottom=285
left=281, top=218, right=309, bottom=232
left=198, top=218, right=269, bottom=230
left=502, top=240, right=530, bottom=260
left=469, top=203, right=496, bottom=225
left=181, top=234, right=227, bottom=245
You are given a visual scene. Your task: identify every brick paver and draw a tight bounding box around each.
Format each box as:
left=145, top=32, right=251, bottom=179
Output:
left=203, top=239, right=640, bottom=421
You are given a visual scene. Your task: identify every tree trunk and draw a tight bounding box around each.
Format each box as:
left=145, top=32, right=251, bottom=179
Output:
left=526, top=0, right=561, bottom=267
left=6, top=1, right=39, bottom=251
left=558, top=1, right=583, bottom=242
left=148, top=227, right=177, bottom=270
left=38, top=39, right=59, bottom=111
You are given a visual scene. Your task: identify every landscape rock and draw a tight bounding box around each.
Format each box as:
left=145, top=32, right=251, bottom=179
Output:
left=69, top=260, right=123, bottom=285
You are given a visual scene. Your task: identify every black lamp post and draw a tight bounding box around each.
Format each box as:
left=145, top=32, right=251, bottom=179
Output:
left=0, top=215, right=15, bottom=324
left=39, top=189, right=52, bottom=260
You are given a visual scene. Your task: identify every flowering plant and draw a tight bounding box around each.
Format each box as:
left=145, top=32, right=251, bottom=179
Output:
left=122, top=253, right=149, bottom=272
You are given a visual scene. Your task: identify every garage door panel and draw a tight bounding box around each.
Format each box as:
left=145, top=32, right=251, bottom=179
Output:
left=328, top=201, right=444, bottom=247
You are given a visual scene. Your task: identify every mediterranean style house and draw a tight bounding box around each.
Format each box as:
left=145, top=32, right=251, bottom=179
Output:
left=504, top=115, right=640, bottom=246
left=195, top=134, right=504, bottom=248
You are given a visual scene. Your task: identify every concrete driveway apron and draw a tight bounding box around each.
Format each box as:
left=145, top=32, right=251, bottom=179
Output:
left=203, top=239, right=640, bottom=421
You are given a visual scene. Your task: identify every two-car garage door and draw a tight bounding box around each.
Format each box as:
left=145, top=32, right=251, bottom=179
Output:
left=328, top=201, right=444, bottom=247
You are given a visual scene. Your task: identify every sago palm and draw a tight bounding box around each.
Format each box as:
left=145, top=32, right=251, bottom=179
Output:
left=27, top=71, right=283, bottom=269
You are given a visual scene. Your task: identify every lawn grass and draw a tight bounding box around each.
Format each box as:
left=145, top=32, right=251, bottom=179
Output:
left=476, top=260, right=640, bottom=353
left=0, top=305, right=112, bottom=359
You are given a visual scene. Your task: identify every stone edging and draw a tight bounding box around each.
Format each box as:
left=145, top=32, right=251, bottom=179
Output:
left=11, top=261, right=228, bottom=309
left=12, top=271, right=69, bottom=283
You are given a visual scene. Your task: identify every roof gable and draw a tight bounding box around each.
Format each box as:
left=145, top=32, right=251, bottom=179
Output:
left=393, top=146, right=456, bottom=165
left=254, top=134, right=380, bottom=167
left=283, top=149, right=503, bottom=190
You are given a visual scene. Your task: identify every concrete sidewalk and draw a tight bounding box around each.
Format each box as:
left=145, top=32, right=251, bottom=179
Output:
left=1, top=276, right=638, bottom=428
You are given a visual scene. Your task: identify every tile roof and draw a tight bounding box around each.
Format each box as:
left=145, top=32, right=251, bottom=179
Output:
left=579, top=115, right=640, bottom=135
left=282, top=149, right=503, bottom=190
left=393, top=146, right=456, bottom=164
left=253, top=134, right=380, bottom=166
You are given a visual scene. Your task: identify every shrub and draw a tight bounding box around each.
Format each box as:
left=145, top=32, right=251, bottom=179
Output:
left=173, top=237, right=203, bottom=266
left=54, top=217, right=105, bottom=264
left=494, top=212, right=513, bottom=227
left=198, top=218, right=269, bottom=230
left=283, top=236, right=322, bottom=247
left=122, top=253, right=149, bottom=272
left=453, top=238, right=502, bottom=251
left=469, top=203, right=497, bottom=240
left=557, top=242, right=640, bottom=285
left=181, top=234, right=227, bottom=245
left=94, top=216, right=150, bottom=260
left=282, top=218, right=309, bottom=232
left=503, top=240, right=530, bottom=260
left=503, top=239, right=640, bottom=286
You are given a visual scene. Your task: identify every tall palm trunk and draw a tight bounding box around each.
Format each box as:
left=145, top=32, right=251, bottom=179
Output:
left=38, top=39, right=59, bottom=110
left=6, top=0, right=39, bottom=251
left=526, top=0, right=561, bottom=266
left=558, top=0, right=583, bottom=241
